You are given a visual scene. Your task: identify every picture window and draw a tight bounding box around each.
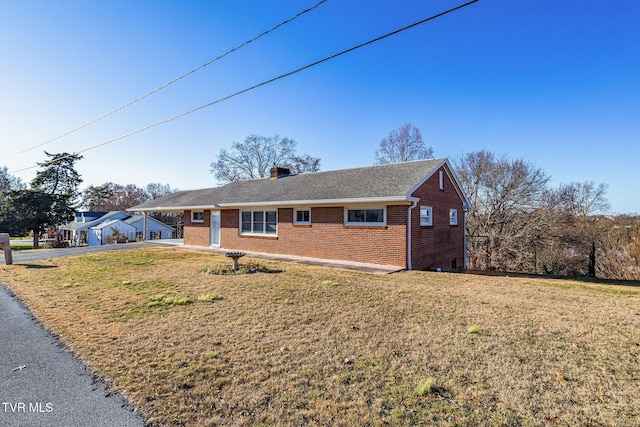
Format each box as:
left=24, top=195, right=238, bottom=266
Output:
left=241, top=210, right=277, bottom=235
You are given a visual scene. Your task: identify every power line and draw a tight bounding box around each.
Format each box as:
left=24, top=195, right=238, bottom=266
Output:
left=11, top=0, right=479, bottom=173
left=9, top=0, right=327, bottom=157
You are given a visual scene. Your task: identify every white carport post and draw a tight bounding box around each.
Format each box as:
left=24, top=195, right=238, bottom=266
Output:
left=143, top=212, right=148, bottom=241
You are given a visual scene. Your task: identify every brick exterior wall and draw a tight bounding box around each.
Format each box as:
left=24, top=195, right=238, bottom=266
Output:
left=181, top=166, right=466, bottom=270
left=409, top=167, right=465, bottom=271
left=183, top=210, right=211, bottom=247
left=218, top=206, right=407, bottom=267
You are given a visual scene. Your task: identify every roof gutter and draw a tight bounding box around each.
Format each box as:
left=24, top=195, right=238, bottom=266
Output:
left=129, top=196, right=417, bottom=212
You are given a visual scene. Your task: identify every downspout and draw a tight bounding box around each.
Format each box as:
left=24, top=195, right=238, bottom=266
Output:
left=463, top=205, right=470, bottom=270
left=407, top=199, right=418, bottom=270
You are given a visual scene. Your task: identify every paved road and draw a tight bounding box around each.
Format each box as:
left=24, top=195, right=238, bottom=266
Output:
left=0, top=243, right=160, bottom=425
left=0, top=285, right=146, bottom=426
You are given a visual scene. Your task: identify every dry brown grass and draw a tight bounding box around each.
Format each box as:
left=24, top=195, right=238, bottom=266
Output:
left=1, top=248, right=639, bottom=426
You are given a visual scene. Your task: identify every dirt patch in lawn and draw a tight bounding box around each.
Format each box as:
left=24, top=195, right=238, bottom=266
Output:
left=1, top=248, right=639, bottom=426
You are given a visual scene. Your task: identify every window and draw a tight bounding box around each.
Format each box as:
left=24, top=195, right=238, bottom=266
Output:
left=439, top=170, right=444, bottom=190
left=345, top=208, right=385, bottom=226
left=191, top=211, right=204, bottom=223
left=294, top=208, right=311, bottom=224
left=449, top=209, right=458, bottom=226
left=420, top=206, right=433, bottom=226
left=240, top=210, right=277, bottom=235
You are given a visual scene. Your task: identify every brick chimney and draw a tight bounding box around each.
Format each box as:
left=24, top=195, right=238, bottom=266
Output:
left=270, top=166, right=291, bottom=179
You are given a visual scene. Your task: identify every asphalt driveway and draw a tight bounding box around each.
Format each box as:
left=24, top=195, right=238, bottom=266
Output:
left=1, top=240, right=167, bottom=265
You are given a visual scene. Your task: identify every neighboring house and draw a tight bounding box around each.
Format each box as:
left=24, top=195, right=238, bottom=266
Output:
left=125, top=215, right=174, bottom=240
left=88, top=219, right=137, bottom=246
left=129, top=158, right=471, bottom=271
left=62, top=211, right=175, bottom=246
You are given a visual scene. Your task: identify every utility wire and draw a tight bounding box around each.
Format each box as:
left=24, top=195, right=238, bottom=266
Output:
left=10, top=0, right=327, bottom=157
left=12, top=0, right=479, bottom=172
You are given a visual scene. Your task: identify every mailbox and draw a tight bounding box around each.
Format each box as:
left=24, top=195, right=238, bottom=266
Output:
left=0, top=233, right=12, bottom=265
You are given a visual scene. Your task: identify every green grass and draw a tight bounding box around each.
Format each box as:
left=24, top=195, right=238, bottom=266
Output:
left=467, top=324, right=486, bottom=335
left=197, top=293, right=223, bottom=302
left=415, top=378, right=437, bottom=396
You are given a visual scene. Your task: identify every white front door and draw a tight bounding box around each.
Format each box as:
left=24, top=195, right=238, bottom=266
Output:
left=211, top=211, right=220, bottom=245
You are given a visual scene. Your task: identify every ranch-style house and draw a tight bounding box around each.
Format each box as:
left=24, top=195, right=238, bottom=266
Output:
left=130, top=158, right=471, bottom=271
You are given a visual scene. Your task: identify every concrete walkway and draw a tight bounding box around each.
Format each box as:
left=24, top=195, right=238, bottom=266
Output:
left=165, top=242, right=404, bottom=275
left=0, top=286, right=145, bottom=426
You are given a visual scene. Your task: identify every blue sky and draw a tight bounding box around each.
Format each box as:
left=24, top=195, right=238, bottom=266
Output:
left=1, top=0, right=639, bottom=214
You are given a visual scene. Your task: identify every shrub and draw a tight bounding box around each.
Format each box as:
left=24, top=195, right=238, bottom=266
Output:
left=201, top=262, right=272, bottom=275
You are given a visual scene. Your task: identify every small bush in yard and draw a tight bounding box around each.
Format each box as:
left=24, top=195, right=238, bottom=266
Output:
left=201, top=262, right=270, bottom=275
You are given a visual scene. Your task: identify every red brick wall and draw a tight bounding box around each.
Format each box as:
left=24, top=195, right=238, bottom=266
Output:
left=183, top=210, right=211, bottom=247
left=218, top=206, right=407, bottom=267
left=181, top=167, right=466, bottom=270
left=409, top=167, right=465, bottom=271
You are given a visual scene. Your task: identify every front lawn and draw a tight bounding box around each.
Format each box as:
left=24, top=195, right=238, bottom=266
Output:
left=1, top=248, right=639, bottom=426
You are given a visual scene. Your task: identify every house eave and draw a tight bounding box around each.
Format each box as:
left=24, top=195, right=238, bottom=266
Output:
left=129, top=196, right=417, bottom=212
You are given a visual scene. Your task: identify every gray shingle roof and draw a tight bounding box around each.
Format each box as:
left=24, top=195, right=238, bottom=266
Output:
left=131, top=158, right=451, bottom=211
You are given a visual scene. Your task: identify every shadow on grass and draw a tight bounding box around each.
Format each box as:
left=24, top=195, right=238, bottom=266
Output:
left=466, top=269, right=640, bottom=288
left=20, top=264, right=58, bottom=269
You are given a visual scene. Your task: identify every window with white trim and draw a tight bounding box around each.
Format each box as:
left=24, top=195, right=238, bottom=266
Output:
left=420, top=206, right=433, bottom=226
left=240, top=210, right=277, bottom=235
left=191, top=211, right=204, bottom=223
left=345, top=208, right=386, bottom=226
left=449, top=209, right=458, bottom=226
left=294, top=208, right=311, bottom=224
left=439, top=170, right=444, bottom=190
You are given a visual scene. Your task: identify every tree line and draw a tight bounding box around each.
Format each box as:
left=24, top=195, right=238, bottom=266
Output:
left=0, top=152, right=180, bottom=246
left=453, top=150, right=639, bottom=280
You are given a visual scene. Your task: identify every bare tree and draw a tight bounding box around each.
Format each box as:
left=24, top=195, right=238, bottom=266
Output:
left=453, top=150, right=550, bottom=272
left=146, top=183, right=177, bottom=200
left=210, top=134, right=320, bottom=183
left=374, top=123, right=433, bottom=164
left=81, top=183, right=149, bottom=211
left=555, top=181, right=611, bottom=216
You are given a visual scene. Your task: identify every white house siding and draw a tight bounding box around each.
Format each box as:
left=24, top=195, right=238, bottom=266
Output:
left=88, top=220, right=137, bottom=246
